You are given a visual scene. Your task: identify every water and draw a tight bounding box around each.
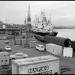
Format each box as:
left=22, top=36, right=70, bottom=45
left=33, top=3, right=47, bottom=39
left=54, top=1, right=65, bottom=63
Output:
left=54, top=29, right=75, bottom=41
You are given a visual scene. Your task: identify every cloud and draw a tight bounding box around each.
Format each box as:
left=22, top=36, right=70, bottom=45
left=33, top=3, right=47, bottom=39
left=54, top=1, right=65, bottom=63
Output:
left=0, top=1, right=75, bottom=25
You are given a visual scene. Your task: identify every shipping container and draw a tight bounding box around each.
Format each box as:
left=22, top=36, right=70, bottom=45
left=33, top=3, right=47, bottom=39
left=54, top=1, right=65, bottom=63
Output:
left=63, top=47, right=73, bottom=57
left=12, top=55, right=60, bottom=74
left=46, top=43, right=63, bottom=56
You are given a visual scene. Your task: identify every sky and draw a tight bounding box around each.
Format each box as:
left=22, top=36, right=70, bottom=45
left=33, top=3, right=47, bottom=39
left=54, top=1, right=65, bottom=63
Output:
left=0, top=1, right=75, bottom=26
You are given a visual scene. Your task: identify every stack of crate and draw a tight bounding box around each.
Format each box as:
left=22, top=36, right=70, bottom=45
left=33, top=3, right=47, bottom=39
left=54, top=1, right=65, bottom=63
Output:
left=15, top=39, right=22, bottom=45
left=29, top=37, right=38, bottom=48
left=0, top=52, right=9, bottom=66
left=21, top=39, right=26, bottom=47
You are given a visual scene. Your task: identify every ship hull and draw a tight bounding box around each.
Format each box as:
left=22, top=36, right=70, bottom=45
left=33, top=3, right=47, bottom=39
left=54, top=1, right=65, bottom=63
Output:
left=31, top=30, right=58, bottom=36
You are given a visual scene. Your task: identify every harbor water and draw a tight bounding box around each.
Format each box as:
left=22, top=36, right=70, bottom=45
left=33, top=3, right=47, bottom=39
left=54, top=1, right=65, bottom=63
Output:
left=54, top=29, right=75, bottom=41
left=54, top=29, right=75, bottom=52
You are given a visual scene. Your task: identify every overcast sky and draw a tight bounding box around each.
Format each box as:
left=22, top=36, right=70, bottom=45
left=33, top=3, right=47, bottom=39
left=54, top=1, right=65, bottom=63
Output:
left=0, top=1, right=75, bottom=26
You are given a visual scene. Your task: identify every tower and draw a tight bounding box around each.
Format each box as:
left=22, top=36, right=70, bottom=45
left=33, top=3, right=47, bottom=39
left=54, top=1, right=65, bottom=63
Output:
left=27, top=4, right=31, bottom=25
left=25, top=4, right=32, bottom=47
left=26, top=4, right=32, bottom=32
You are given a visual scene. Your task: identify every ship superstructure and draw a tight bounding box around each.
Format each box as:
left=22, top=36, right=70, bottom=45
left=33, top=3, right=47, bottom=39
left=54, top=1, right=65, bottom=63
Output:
left=32, top=10, right=58, bottom=36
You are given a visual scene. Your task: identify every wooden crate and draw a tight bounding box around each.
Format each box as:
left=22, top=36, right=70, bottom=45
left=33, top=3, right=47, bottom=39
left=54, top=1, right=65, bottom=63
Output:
left=12, top=55, right=60, bottom=74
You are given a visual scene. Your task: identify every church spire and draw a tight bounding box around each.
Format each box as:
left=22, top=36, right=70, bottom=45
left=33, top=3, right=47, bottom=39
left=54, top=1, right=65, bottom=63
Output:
left=27, top=4, right=31, bottom=24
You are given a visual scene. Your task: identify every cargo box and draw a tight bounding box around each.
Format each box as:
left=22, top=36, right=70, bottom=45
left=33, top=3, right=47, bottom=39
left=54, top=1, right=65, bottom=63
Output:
left=63, top=47, right=73, bottom=57
left=12, top=55, right=60, bottom=74
left=46, top=43, right=63, bottom=56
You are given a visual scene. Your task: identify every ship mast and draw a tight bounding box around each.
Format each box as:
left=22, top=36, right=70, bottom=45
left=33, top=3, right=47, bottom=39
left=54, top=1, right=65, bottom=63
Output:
left=49, top=13, right=53, bottom=32
left=40, top=10, right=47, bottom=30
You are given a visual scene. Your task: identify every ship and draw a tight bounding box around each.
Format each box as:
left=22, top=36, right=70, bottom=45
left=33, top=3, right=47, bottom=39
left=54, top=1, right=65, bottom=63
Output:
left=31, top=10, right=58, bottom=36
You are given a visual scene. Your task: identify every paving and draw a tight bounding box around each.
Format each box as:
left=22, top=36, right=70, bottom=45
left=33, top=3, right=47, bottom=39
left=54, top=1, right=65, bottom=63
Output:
left=7, top=44, right=75, bottom=74
left=0, top=34, right=75, bottom=74
left=60, top=57, right=75, bottom=74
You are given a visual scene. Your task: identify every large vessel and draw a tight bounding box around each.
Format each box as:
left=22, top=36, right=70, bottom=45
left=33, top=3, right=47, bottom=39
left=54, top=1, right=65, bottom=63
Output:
left=31, top=10, right=58, bottom=36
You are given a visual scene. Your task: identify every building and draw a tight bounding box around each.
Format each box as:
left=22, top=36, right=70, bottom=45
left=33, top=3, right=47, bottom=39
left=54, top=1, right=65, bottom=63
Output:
left=0, top=21, right=26, bottom=35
